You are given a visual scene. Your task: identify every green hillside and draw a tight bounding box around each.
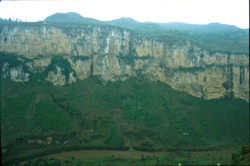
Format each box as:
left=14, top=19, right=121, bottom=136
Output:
left=1, top=53, right=249, bottom=165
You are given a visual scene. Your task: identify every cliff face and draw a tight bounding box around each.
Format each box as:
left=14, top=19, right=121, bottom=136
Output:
left=0, top=23, right=249, bottom=101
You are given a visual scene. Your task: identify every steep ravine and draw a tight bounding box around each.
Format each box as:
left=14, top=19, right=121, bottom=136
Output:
left=0, top=22, right=249, bottom=101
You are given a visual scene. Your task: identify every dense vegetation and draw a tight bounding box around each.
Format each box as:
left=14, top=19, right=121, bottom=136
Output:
left=1, top=52, right=249, bottom=165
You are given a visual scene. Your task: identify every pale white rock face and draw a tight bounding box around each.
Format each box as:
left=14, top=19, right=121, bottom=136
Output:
left=0, top=24, right=249, bottom=101
left=68, top=72, right=77, bottom=84
left=104, top=37, right=110, bottom=54
left=46, top=66, right=66, bottom=86
left=229, top=54, right=249, bottom=66
left=231, top=66, right=249, bottom=100
left=0, top=25, right=131, bottom=57
left=10, top=66, right=30, bottom=82
left=2, top=62, right=10, bottom=78
left=67, top=57, right=92, bottom=80
left=92, top=54, right=135, bottom=82
left=93, top=54, right=122, bottom=82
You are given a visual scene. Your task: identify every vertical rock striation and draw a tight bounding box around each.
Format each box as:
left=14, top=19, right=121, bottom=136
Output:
left=0, top=23, right=249, bottom=101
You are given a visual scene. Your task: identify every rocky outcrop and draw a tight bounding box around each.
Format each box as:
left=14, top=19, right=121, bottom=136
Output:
left=45, top=66, right=67, bottom=86
left=67, top=57, right=92, bottom=80
left=0, top=23, right=249, bottom=101
left=0, top=24, right=131, bottom=58
left=2, top=62, right=30, bottom=82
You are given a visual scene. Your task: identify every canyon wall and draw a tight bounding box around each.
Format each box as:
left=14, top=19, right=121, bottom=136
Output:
left=0, top=23, right=249, bottom=101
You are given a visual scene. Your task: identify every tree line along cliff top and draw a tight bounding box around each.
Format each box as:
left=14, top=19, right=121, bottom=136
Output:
left=0, top=12, right=249, bottom=54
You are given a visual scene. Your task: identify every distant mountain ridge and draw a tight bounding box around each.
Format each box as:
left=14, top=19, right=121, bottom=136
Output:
left=44, top=12, right=100, bottom=24
left=158, top=22, right=243, bottom=32
left=44, top=12, right=246, bottom=31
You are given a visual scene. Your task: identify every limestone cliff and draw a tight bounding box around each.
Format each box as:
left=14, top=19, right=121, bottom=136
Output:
left=0, top=22, right=249, bottom=101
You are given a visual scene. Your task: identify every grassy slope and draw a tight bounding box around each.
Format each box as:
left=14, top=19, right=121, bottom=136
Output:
left=1, top=74, right=249, bottom=163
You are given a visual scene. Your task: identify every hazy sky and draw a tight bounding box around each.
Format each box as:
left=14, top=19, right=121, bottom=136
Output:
left=0, top=0, right=249, bottom=28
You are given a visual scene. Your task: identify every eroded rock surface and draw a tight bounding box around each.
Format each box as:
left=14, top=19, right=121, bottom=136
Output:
left=0, top=23, right=249, bottom=101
